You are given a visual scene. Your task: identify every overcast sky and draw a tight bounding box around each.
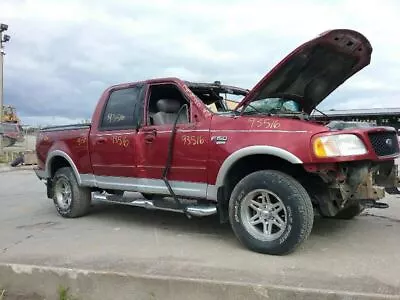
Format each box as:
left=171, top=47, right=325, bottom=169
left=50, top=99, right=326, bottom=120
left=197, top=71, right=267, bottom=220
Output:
left=2, top=0, right=400, bottom=126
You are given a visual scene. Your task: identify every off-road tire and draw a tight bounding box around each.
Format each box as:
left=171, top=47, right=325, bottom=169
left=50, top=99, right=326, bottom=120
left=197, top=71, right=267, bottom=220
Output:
left=332, top=203, right=364, bottom=220
left=229, top=170, right=314, bottom=255
left=52, top=167, right=91, bottom=218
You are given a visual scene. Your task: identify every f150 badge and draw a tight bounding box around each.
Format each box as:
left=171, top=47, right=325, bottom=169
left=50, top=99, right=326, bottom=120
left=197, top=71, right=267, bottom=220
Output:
left=212, top=136, right=228, bottom=145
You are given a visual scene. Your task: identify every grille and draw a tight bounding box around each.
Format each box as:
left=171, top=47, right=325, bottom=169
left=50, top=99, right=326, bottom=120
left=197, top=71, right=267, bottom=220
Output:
left=368, top=132, right=400, bottom=157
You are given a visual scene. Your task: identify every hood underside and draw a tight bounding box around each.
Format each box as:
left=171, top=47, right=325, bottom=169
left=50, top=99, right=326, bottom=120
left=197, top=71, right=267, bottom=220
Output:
left=236, top=29, right=373, bottom=114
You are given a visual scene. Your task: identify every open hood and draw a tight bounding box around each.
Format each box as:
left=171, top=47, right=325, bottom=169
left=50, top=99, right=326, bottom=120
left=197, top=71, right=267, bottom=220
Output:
left=235, top=29, right=372, bottom=114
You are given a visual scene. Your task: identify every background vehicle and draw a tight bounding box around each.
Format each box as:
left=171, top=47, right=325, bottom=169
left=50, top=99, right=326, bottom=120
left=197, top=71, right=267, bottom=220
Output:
left=0, top=122, right=24, bottom=147
left=34, top=29, right=400, bottom=255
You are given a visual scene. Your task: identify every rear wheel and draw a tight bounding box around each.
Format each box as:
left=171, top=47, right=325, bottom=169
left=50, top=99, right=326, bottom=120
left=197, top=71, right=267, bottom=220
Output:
left=229, top=170, right=314, bottom=255
left=52, top=167, right=91, bottom=218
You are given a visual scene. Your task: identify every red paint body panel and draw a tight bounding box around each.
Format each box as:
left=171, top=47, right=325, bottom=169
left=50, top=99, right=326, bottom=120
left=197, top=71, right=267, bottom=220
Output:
left=89, top=129, right=138, bottom=177
left=88, top=85, right=133, bottom=177
left=36, top=128, right=92, bottom=175
left=134, top=79, right=212, bottom=183
left=235, top=29, right=372, bottom=113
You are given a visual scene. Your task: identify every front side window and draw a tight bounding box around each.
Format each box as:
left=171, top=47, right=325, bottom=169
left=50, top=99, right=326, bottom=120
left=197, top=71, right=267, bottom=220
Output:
left=146, top=84, right=190, bottom=126
left=100, top=87, right=142, bottom=130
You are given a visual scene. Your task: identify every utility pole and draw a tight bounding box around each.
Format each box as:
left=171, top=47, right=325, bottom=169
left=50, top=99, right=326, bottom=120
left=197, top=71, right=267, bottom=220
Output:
left=0, top=23, right=11, bottom=155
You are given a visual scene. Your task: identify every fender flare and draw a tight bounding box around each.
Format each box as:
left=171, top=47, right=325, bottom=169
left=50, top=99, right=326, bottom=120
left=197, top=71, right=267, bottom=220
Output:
left=214, top=145, right=303, bottom=188
left=45, top=150, right=82, bottom=185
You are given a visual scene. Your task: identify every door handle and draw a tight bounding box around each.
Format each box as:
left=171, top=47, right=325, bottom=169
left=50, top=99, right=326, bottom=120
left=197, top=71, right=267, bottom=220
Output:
left=144, top=129, right=157, bottom=143
left=144, top=135, right=155, bottom=143
left=96, top=137, right=107, bottom=144
left=143, top=128, right=157, bottom=135
left=186, top=124, right=197, bottom=130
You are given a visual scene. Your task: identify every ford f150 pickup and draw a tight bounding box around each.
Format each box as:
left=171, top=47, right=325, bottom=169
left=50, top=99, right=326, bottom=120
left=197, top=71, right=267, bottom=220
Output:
left=34, top=29, right=400, bottom=255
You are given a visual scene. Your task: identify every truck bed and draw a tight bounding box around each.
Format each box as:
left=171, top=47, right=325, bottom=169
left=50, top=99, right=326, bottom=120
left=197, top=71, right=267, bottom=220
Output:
left=36, top=123, right=92, bottom=175
left=40, top=123, right=91, bottom=132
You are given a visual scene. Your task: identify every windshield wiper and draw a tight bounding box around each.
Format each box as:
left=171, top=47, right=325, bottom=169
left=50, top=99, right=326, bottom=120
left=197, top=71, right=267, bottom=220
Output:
left=311, top=107, right=329, bottom=118
left=268, top=109, right=309, bottom=119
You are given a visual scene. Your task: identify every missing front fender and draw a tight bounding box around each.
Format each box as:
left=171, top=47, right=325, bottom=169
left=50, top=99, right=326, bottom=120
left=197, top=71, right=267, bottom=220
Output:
left=309, top=162, right=389, bottom=217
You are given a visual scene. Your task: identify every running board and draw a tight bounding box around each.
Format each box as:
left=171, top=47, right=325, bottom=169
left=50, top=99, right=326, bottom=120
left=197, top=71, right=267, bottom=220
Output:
left=92, top=192, right=217, bottom=217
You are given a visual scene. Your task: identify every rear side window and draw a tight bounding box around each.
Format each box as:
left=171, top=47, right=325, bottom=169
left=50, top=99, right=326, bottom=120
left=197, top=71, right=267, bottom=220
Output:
left=100, top=86, right=143, bottom=130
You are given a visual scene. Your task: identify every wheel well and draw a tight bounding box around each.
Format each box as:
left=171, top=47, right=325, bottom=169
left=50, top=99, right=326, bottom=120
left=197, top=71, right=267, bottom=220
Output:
left=50, top=156, right=71, bottom=178
left=221, top=154, right=309, bottom=204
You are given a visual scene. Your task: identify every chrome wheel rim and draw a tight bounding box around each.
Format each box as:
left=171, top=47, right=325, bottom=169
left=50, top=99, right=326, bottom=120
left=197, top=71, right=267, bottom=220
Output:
left=55, top=178, right=72, bottom=210
left=241, top=189, right=288, bottom=241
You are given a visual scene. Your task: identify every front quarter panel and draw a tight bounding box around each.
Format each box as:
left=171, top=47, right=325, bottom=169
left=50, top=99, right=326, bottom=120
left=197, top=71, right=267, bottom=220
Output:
left=207, top=115, right=322, bottom=185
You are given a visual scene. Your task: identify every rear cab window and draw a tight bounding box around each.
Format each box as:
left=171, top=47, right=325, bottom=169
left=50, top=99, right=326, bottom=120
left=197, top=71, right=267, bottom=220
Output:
left=99, top=86, right=144, bottom=131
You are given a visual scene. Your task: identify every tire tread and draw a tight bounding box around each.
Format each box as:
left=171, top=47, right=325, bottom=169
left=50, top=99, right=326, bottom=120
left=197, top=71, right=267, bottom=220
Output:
left=53, top=167, right=91, bottom=218
left=229, top=170, right=314, bottom=255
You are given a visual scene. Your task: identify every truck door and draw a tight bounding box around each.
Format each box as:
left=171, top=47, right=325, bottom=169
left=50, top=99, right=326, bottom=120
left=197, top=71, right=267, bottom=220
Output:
left=137, top=83, right=210, bottom=185
left=89, top=85, right=145, bottom=177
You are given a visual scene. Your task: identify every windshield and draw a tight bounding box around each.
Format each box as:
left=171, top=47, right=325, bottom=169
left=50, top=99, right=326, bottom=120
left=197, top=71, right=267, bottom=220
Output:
left=241, top=97, right=302, bottom=114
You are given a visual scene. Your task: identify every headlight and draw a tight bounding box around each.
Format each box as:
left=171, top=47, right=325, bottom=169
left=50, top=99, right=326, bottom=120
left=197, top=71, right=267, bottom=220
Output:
left=313, top=134, right=367, bottom=158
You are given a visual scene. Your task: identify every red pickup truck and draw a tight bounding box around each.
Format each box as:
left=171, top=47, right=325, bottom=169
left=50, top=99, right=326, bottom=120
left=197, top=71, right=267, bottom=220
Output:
left=35, top=29, right=400, bottom=255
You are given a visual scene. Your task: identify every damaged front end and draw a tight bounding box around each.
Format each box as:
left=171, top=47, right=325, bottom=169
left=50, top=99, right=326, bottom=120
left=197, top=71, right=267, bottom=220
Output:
left=307, top=160, right=399, bottom=217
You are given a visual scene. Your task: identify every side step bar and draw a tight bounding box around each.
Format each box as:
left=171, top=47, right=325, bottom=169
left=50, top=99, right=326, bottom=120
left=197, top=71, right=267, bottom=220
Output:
left=92, top=192, right=217, bottom=217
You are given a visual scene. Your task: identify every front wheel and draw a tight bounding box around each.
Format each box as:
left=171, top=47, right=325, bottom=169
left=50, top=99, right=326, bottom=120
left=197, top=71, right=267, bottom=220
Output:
left=229, top=170, right=314, bottom=255
left=52, top=167, right=91, bottom=218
